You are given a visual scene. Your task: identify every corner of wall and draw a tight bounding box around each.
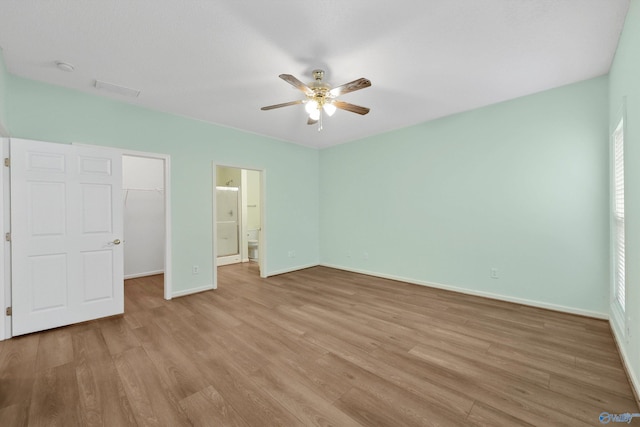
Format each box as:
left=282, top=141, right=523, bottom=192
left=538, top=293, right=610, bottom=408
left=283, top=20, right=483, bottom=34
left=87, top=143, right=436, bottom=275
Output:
left=608, top=0, right=640, bottom=407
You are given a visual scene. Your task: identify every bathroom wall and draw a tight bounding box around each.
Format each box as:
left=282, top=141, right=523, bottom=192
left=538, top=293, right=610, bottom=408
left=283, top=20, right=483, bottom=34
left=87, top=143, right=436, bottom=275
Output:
left=123, top=156, right=165, bottom=278
left=246, top=169, right=261, bottom=231
left=216, top=166, right=241, bottom=187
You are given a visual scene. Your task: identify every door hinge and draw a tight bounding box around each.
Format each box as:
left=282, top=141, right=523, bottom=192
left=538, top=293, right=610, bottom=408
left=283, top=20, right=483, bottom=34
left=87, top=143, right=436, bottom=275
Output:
left=5, top=307, right=11, bottom=316
left=4, top=232, right=10, bottom=242
left=3, top=158, right=9, bottom=167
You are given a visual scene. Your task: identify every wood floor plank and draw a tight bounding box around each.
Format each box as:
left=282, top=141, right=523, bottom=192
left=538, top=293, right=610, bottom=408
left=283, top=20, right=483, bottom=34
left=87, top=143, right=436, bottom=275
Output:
left=266, top=353, right=353, bottom=403
left=0, top=401, right=29, bottom=427
left=374, top=340, right=595, bottom=425
left=34, top=328, right=74, bottom=372
left=72, top=328, right=112, bottom=365
left=194, top=350, right=304, bottom=427
left=549, top=373, right=639, bottom=414
left=487, top=342, right=632, bottom=396
left=114, top=347, right=190, bottom=427
left=0, top=264, right=637, bottom=425
left=75, top=358, right=137, bottom=427
left=72, top=327, right=137, bottom=426
left=318, top=351, right=475, bottom=419
left=248, top=362, right=363, bottom=427
left=335, top=385, right=467, bottom=427
left=0, top=334, right=39, bottom=410
left=0, top=333, right=39, bottom=372
left=132, top=323, right=210, bottom=401
left=28, top=363, right=82, bottom=427
left=409, top=343, right=551, bottom=387
left=466, top=401, right=535, bottom=426
left=100, top=317, right=141, bottom=356
left=281, top=305, right=383, bottom=353
left=179, top=385, right=249, bottom=427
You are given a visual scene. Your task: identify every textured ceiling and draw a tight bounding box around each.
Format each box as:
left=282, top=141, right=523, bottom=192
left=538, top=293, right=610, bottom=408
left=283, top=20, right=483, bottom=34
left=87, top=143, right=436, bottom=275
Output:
left=0, top=0, right=630, bottom=148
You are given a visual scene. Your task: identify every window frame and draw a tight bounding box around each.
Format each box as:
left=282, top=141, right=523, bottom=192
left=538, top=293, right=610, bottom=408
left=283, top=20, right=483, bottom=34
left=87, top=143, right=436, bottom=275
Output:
left=611, top=101, right=627, bottom=332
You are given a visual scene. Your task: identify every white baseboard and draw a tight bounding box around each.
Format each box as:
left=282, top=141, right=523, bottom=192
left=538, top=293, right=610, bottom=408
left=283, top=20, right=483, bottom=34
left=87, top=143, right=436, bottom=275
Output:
left=124, top=270, right=164, bottom=280
left=266, top=263, right=319, bottom=277
left=171, top=284, right=214, bottom=298
left=320, top=263, right=608, bottom=320
left=610, top=318, right=640, bottom=407
left=217, top=256, right=241, bottom=267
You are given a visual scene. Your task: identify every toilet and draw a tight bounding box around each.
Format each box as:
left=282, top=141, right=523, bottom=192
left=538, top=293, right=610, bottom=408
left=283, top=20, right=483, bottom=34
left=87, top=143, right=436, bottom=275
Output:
left=247, top=229, right=259, bottom=260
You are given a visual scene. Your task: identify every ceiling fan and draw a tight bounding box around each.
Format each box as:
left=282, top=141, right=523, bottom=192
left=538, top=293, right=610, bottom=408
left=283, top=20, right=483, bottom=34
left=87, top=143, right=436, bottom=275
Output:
left=261, top=69, right=371, bottom=130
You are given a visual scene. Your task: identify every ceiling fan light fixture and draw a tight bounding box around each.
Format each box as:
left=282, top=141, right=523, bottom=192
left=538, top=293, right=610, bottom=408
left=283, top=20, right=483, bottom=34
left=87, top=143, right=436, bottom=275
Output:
left=305, top=100, right=318, bottom=114
left=309, top=109, right=320, bottom=121
left=261, top=69, right=371, bottom=129
left=323, top=102, right=336, bottom=116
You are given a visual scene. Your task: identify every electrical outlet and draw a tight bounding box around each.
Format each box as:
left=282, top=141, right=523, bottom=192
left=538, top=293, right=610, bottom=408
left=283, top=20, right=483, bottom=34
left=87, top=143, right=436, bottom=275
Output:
left=363, top=252, right=369, bottom=260
left=192, top=265, right=199, bottom=274
left=490, top=268, right=499, bottom=279
left=288, top=251, right=296, bottom=258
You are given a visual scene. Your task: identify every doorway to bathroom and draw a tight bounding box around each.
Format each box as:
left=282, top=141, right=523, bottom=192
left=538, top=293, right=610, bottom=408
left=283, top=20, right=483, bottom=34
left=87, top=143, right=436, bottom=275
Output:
left=214, top=165, right=264, bottom=278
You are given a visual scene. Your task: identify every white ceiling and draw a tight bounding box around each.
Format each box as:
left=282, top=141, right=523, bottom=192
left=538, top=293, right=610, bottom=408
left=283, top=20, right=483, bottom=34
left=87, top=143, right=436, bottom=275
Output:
left=0, top=0, right=630, bottom=148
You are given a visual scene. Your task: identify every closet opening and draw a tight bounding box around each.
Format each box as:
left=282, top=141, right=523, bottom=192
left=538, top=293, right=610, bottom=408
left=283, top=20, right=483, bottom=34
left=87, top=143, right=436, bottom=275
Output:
left=123, top=152, right=172, bottom=300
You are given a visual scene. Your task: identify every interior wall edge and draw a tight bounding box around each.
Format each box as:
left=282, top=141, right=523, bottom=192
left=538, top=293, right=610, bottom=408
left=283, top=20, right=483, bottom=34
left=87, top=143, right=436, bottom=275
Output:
left=171, top=283, right=214, bottom=298
left=264, top=263, right=320, bottom=278
left=124, top=270, right=164, bottom=280
left=610, top=320, right=640, bottom=409
left=320, top=263, right=609, bottom=320
left=0, top=122, right=9, bottom=137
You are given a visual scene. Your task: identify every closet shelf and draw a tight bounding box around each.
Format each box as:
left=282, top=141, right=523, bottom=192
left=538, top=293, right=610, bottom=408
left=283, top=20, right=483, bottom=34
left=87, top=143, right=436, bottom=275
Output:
left=124, top=187, right=165, bottom=205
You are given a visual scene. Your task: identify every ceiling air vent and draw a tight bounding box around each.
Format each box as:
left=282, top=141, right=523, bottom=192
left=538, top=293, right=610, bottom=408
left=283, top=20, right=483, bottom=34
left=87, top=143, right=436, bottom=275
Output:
left=94, top=79, right=141, bottom=98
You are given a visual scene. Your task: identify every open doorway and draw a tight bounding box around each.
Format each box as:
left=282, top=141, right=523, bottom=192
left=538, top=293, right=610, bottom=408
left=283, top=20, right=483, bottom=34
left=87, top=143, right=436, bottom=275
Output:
left=214, top=165, right=264, bottom=281
left=121, top=151, right=172, bottom=300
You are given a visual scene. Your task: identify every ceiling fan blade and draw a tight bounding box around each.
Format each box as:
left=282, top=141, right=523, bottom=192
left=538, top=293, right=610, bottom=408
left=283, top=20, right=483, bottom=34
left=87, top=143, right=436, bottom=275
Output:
left=307, top=117, right=318, bottom=125
left=260, top=100, right=304, bottom=111
left=329, top=78, right=371, bottom=97
left=279, top=74, right=314, bottom=96
left=333, top=100, right=370, bottom=115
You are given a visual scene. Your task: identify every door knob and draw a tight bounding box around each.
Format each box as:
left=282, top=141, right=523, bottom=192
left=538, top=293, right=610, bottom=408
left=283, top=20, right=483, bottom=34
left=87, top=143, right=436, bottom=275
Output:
left=112, top=239, right=121, bottom=245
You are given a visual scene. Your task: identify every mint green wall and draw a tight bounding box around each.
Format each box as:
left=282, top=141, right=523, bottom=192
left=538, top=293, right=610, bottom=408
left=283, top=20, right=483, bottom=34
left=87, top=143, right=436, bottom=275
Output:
left=609, top=0, right=640, bottom=399
left=321, top=76, right=609, bottom=315
left=4, top=74, right=320, bottom=292
left=0, top=50, right=7, bottom=133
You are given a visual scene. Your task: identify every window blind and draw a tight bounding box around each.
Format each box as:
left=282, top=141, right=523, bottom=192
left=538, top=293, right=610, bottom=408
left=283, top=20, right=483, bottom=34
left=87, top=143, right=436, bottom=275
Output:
left=613, top=118, right=625, bottom=311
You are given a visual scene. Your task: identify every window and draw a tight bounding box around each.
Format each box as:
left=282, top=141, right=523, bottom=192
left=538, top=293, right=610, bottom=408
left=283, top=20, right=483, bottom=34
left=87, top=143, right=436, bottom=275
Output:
left=613, top=118, right=625, bottom=311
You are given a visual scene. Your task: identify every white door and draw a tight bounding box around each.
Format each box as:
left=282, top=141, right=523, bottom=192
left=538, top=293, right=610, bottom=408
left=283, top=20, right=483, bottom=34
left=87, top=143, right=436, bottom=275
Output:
left=10, top=138, right=123, bottom=336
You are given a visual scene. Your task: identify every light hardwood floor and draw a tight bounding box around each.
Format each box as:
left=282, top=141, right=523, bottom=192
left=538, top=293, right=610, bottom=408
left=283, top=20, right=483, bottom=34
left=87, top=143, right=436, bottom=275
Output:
left=0, top=263, right=637, bottom=426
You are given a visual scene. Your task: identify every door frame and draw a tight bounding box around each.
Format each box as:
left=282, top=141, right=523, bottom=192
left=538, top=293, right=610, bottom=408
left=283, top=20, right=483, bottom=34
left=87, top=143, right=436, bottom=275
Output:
left=75, top=144, right=172, bottom=300
left=213, top=163, right=266, bottom=288
left=10, top=138, right=126, bottom=336
left=1, top=138, right=9, bottom=340
left=0, top=141, right=171, bottom=340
